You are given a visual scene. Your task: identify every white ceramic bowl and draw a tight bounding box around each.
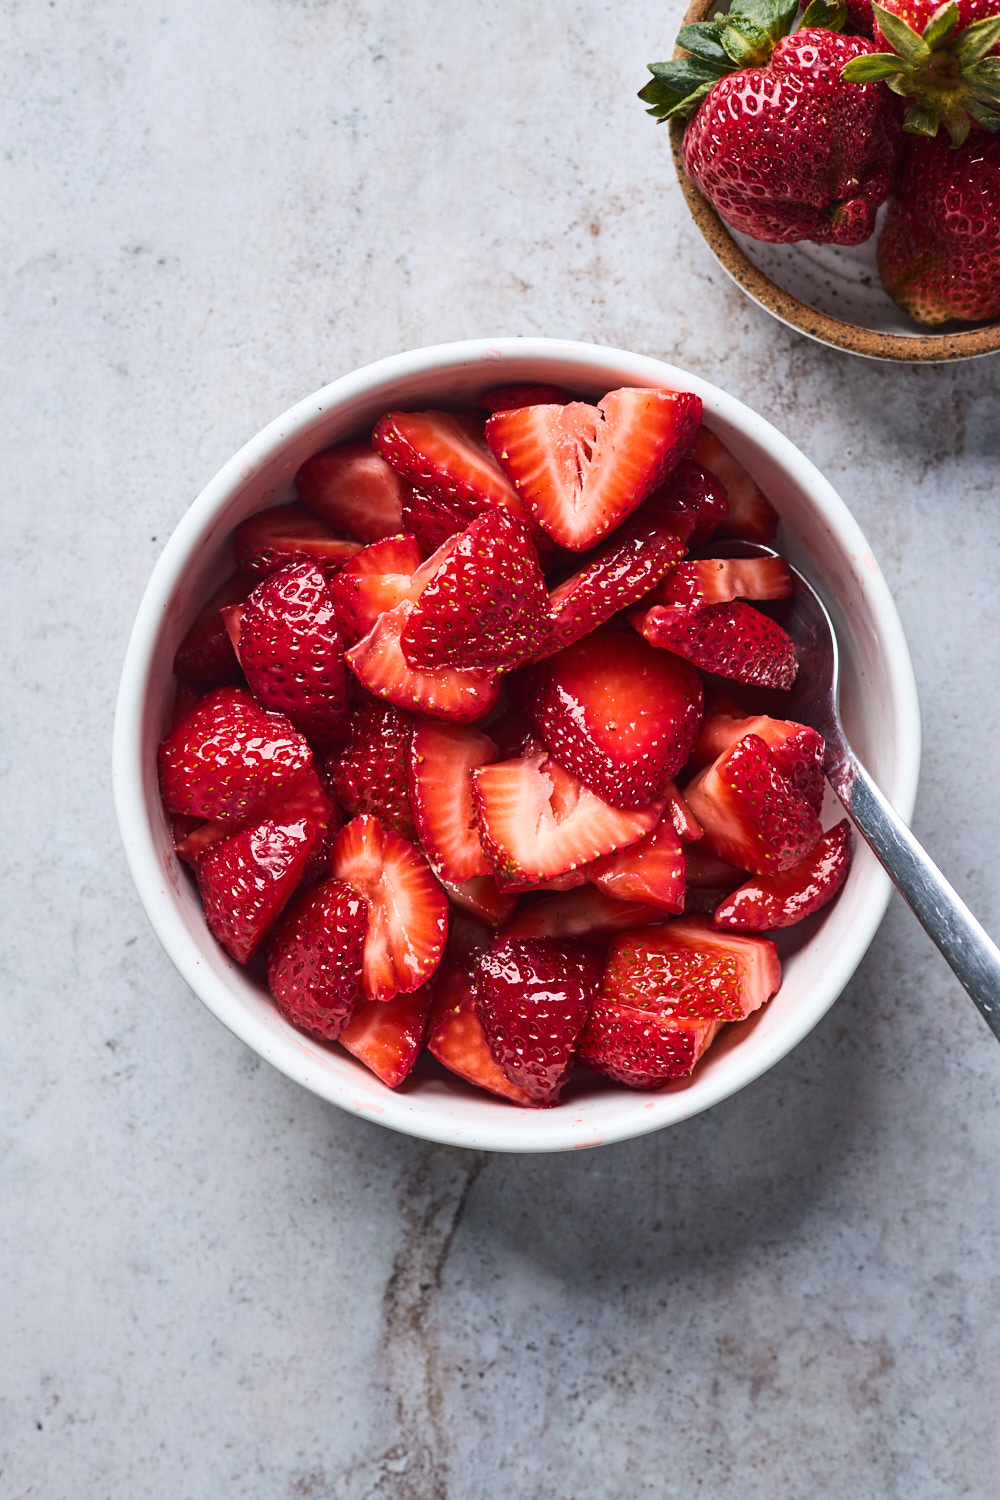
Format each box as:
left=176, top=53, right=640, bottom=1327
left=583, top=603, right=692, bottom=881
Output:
left=113, top=337, right=921, bottom=1152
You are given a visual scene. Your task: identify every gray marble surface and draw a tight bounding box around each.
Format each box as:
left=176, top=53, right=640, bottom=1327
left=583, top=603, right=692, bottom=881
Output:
left=4, top=2, right=1000, bottom=1496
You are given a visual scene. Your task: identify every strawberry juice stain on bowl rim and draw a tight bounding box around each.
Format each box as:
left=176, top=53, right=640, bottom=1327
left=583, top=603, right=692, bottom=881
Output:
left=112, top=338, right=921, bottom=1153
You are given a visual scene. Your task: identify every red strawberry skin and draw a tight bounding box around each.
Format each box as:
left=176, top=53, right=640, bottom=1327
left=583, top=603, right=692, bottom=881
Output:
left=682, top=30, right=899, bottom=245
left=373, top=409, right=529, bottom=526
left=234, top=504, right=361, bottom=578
left=633, top=601, right=798, bottom=691
left=714, top=819, right=852, bottom=931
left=265, top=877, right=368, bottom=1038
left=325, top=698, right=416, bottom=838
left=684, top=733, right=822, bottom=875
left=537, top=521, right=687, bottom=658
left=173, top=575, right=249, bottom=688
left=633, top=458, right=728, bottom=546
left=345, top=600, right=501, bottom=723
left=338, top=985, right=436, bottom=1086
left=476, top=384, right=572, bottom=412
left=198, top=817, right=319, bottom=963
left=427, top=957, right=534, bottom=1104
left=295, top=442, right=409, bottom=543
left=603, top=919, right=780, bottom=1022
left=577, top=1002, right=721, bottom=1087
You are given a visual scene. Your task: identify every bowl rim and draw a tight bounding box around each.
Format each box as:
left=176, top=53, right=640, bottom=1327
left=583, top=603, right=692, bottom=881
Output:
left=112, top=336, right=922, bottom=1152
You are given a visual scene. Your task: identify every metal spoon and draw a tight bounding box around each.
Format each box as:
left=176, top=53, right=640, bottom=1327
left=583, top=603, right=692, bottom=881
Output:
left=714, top=540, right=1000, bottom=1038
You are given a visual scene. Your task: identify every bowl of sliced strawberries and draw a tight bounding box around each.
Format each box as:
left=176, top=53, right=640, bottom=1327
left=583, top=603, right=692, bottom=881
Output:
left=113, top=338, right=921, bottom=1151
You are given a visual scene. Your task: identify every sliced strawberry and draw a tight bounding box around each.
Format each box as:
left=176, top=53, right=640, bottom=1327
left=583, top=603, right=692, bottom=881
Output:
left=158, top=686, right=312, bottom=824
left=331, top=815, right=448, bottom=1002
left=664, top=780, right=702, bottom=841
left=499, top=888, right=663, bottom=942
left=407, top=720, right=498, bottom=882
left=295, top=442, right=409, bottom=542
left=338, top=984, right=436, bottom=1086
left=234, top=504, right=361, bottom=579
left=426, top=957, right=534, bottom=1104
left=175, top=762, right=333, bottom=869
left=683, top=733, right=822, bottom=875
left=689, top=427, right=779, bottom=542
left=655, top=556, right=793, bottom=607
left=264, top=876, right=368, bottom=1037
left=472, top=746, right=664, bottom=884
left=198, top=817, right=319, bottom=964
left=577, top=1001, right=722, bottom=1087
left=330, top=533, right=427, bottom=642
left=633, top=601, right=798, bottom=691
left=589, top=818, right=686, bottom=912
left=634, top=458, right=729, bottom=545
left=519, top=632, right=703, bottom=809
left=492, top=864, right=592, bottom=896
left=235, top=562, right=350, bottom=748
left=173, top=574, right=250, bottom=688
left=400, top=487, right=474, bottom=553
left=174, top=818, right=230, bottom=868
left=345, top=600, right=500, bottom=723
left=475, top=938, right=604, bottom=1105
left=476, top=384, right=572, bottom=413
left=485, top=387, right=702, bottom=551
left=604, top=918, right=780, bottom=1024
left=437, top=873, right=519, bottom=927
left=325, top=698, right=415, bottom=838
left=713, top=820, right=852, bottom=932
left=691, top=712, right=826, bottom=815
left=373, top=409, right=529, bottom=528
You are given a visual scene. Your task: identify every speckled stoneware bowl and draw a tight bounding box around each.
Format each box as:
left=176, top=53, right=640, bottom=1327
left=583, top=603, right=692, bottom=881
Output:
left=113, top=337, right=921, bottom=1153
left=667, top=0, right=1000, bottom=362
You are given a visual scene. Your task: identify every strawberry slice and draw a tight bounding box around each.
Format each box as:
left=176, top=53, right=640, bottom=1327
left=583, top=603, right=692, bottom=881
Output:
left=689, top=427, right=779, bottom=543
left=632, top=601, right=798, bottom=691
left=265, top=876, right=368, bottom=1037
left=325, top=698, right=415, bottom=838
left=577, top=1002, right=722, bottom=1087
left=713, top=820, right=852, bottom=932
left=499, top=888, right=663, bottom=942
left=588, top=818, right=686, bottom=912
left=373, top=409, right=530, bottom=527
left=485, top=387, right=702, bottom=550
left=683, top=733, right=822, bottom=875
left=519, top=632, right=703, bottom=809
left=331, top=815, right=448, bottom=1002
left=345, top=600, right=500, bottom=723
left=426, top=957, right=534, bottom=1104
left=173, top=574, right=250, bottom=688
left=603, top=918, right=781, bottom=1022
left=634, top=458, right=729, bottom=545
left=234, top=562, right=350, bottom=748
left=475, top=937, right=604, bottom=1105
left=654, top=556, right=793, bottom=607
left=472, top=746, right=664, bottom=884
left=437, top=873, right=519, bottom=927
left=406, top=720, right=498, bottom=882
left=476, top=384, right=572, bottom=413
left=295, top=442, right=409, bottom=543
left=691, top=711, right=826, bottom=815
left=234, top=504, right=361, bottom=579
left=330, top=533, right=427, bottom=642
left=198, top=817, right=319, bottom=964
left=338, top=984, right=436, bottom=1086
left=664, top=780, right=702, bottom=841
left=401, top=509, right=549, bottom=671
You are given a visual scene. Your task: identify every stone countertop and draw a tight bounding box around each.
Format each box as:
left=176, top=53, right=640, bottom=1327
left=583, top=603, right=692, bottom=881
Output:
left=4, top=2, right=1000, bottom=1495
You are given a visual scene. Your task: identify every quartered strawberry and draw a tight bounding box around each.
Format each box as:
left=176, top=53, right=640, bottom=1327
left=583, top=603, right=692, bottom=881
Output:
left=426, top=956, right=534, bottom=1104
left=519, top=632, right=703, bottom=809
left=174, top=761, right=334, bottom=868
left=633, top=600, right=798, bottom=691
left=173, top=574, right=250, bottom=688
left=472, top=745, right=664, bottom=884
left=499, top=887, right=663, bottom=942
left=692, top=711, right=826, bottom=815
left=655, top=556, right=792, bottom=607
left=400, top=487, right=475, bottom=553
left=603, top=918, right=781, bottom=1022
left=683, top=732, right=822, bottom=875
left=475, top=937, right=604, bottom=1105
left=265, top=876, right=368, bottom=1037
left=331, top=814, right=448, bottom=1002
left=577, top=1002, right=722, bottom=1086
left=400, top=509, right=550, bottom=671
left=295, top=442, right=409, bottom=543
left=345, top=600, right=501, bottom=722
left=437, top=872, right=519, bottom=927
left=174, top=817, right=230, bottom=868
left=235, top=562, right=350, bottom=748
left=406, top=720, right=498, bottom=882
left=158, top=686, right=312, bottom=824
left=325, top=698, right=415, bottom=838
left=476, top=384, right=572, bottom=413
left=589, top=818, right=686, bottom=912
left=486, top=386, right=702, bottom=551
left=234, top=504, right=361, bottom=579
left=373, top=409, right=530, bottom=529
left=634, top=457, right=729, bottom=545
left=689, top=428, right=779, bottom=543
left=198, top=817, right=319, bottom=964
left=338, top=984, right=436, bottom=1086
left=713, top=819, right=852, bottom=931
left=330, top=533, right=427, bottom=642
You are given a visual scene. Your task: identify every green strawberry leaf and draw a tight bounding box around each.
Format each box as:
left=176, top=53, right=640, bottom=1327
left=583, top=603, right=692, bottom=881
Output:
left=953, top=14, right=1000, bottom=68
left=675, top=22, right=731, bottom=65
left=841, top=51, right=906, bottom=81
left=920, top=2, right=959, bottom=51
left=639, top=58, right=731, bottom=119
left=800, top=0, right=847, bottom=32
left=871, top=1, right=930, bottom=64
left=720, top=14, right=774, bottom=66
left=964, top=97, right=1000, bottom=130
left=903, top=98, right=945, bottom=136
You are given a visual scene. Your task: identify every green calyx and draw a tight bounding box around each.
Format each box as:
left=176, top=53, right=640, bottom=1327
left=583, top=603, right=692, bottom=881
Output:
left=639, top=0, right=847, bottom=121
left=841, top=1, right=1000, bottom=145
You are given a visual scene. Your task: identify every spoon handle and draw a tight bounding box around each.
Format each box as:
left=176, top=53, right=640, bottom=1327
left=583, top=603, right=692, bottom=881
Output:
left=828, top=751, right=1000, bottom=1038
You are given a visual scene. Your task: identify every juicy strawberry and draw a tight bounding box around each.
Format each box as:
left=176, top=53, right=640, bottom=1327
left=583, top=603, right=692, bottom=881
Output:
left=437, top=873, right=519, bottom=927
left=158, top=686, right=312, bottom=824
left=588, top=818, right=686, bottom=912
left=174, top=818, right=230, bottom=868
left=331, top=815, right=448, bottom=1002
left=688, top=428, right=779, bottom=542
left=603, top=918, right=780, bottom=1022
left=345, top=600, right=501, bottom=722
left=295, top=442, right=409, bottom=542
left=713, top=820, right=852, bottom=931
left=499, top=887, right=663, bottom=942
left=265, top=877, right=368, bottom=1037
left=173, top=574, right=249, bottom=687
left=486, top=387, right=702, bottom=550
left=401, top=509, right=550, bottom=671
left=400, top=487, right=475, bottom=553
left=655, top=556, right=792, bottom=607
left=407, top=720, right=498, bottom=882
left=175, top=761, right=333, bottom=868
left=475, top=937, right=604, bottom=1105
left=476, top=384, right=572, bottom=413
left=330, top=533, right=427, bottom=642
left=634, top=458, right=729, bottom=545
left=373, top=409, right=530, bottom=529
left=472, top=745, right=664, bottom=884
left=691, top=711, right=825, bottom=815
left=683, top=733, right=822, bottom=875
left=198, top=817, right=319, bottom=963
left=664, top=780, right=702, bottom=841
left=577, top=1002, right=722, bottom=1087
left=519, top=632, right=703, bottom=809
left=338, top=984, right=436, bottom=1086
left=633, top=601, right=797, bottom=691
left=426, top=957, right=534, bottom=1104
left=234, top=504, right=361, bottom=578
left=235, top=562, right=350, bottom=747
left=325, top=698, right=415, bottom=838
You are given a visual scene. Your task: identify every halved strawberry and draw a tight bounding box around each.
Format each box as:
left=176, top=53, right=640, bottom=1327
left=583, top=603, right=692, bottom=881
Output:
left=173, top=574, right=250, bottom=688
left=407, top=720, right=498, bottom=882
left=426, top=957, right=534, bottom=1104
left=634, top=457, right=729, bottom=545
left=485, top=387, right=702, bottom=551
left=234, top=504, right=361, bottom=578
left=338, top=984, right=436, bottom=1086
left=498, top=887, right=663, bottom=942
left=330, top=533, right=427, bottom=642
left=683, top=733, right=822, bottom=875
left=345, top=600, right=500, bottom=722
left=588, top=818, right=686, bottom=912
left=576, top=1002, right=722, bottom=1087
left=295, top=442, right=409, bottom=542
left=475, top=938, right=604, bottom=1105
left=519, top=632, right=703, bottom=809
left=476, top=384, right=572, bottom=413
left=331, top=815, right=448, bottom=1002
left=325, top=698, right=415, bottom=838
left=691, top=711, right=826, bottom=815
left=437, top=873, right=519, bottom=927
left=713, top=820, right=852, bottom=932
left=689, top=427, right=779, bottom=542
left=198, top=817, right=319, bottom=964
left=265, top=876, right=368, bottom=1037
left=654, top=556, right=793, bottom=607
left=603, top=917, right=780, bottom=1022
left=472, top=746, right=664, bottom=884
left=373, top=409, right=529, bottom=527
left=632, top=601, right=798, bottom=691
